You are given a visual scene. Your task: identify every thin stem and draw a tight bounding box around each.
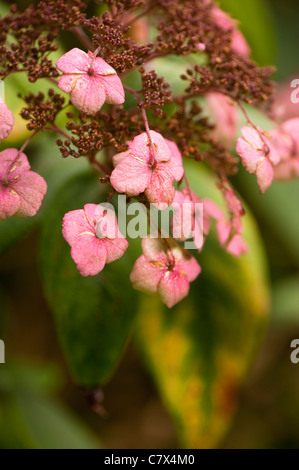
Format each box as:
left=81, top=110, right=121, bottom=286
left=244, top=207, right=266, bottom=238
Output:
left=5, top=130, right=39, bottom=180
left=45, top=126, right=71, bottom=140
left=183, top=173, right=191, bottom=190
left=88, top=153, right=110, bottom=175
left=19, top=130, right=39, bottom=154
left=123, top=84, right=142, bottom=101
left=46, top=77, right=59, bottom=86
left=107, top=188, right=115, bottom=204
left=123, top=84, right=156, bottom=164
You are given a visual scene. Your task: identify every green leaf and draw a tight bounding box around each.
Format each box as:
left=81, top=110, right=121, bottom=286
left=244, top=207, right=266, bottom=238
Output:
left=272, top=277, right=299, bottom=323
left=40, top=171, right=138, bottom=386
left=135, top=161, right=270, bottom=448
left=0, top=217, right=38, bottom=255
left=0, top=362, right=62, bottom=395
left=218, top=0, right=277, bottom=65
left=0, top=363, right=100, bottom=449
left=12, top=393, right=100, bottom=449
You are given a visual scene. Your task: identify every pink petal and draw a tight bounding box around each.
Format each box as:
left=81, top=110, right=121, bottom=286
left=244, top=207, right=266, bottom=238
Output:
left=131, top=131, right=171, bottom=163
left=0, top=186, right=20, bottom=220
left=158, top=270, right=190, bottom=308
left=283, top=118, right=299, bottom=149
left=212, top=6, right=250, bottom=57
left=203, top=199, right=224, bottom=222
left=270, top=128, right=292, bottom=162
left=256, top=158, right=274, bottom=194
left=175, top=252, right=201, bottom=282
left=92, top=56, right=117, bottom=76
left=227, top=234, right=249, bottom=257
left=274, top=158, right=299, bottom=181
left=173, top=189, right=186, bottom=206
left=238, top=126, right=280, bottom=167
left=71, top=235, right=107, bottom=276
left=130, top=255, right=165, bottom=293
left=110, top=155, right=150, bottom=196
left=83, top=203, right=99, bottom=226
left=172, top=189, right=202, bottom=242
left=240, top=126, right=264, bottom=150
left=206, top=92, right=238, bottom=145
left=172, top=192, right=193, bottom=241
left=236, top=129, right=264, bottom=173
left=216, top=220, right=231, bottom=245
left=193, top=218, right=205, bottom=251
left=112, top=149, right=130, bottom=167
left=165, top=139, right=184, bottom=181
left=12, top=171, right=47, bottom=217
left=58, top=74, right=80, bottom=94
left=69, top=74, right=107, bottom=114
left=100, top=74, right=125, bottom=105
left=141, top=236, right=168, bottom=264
left=104, top=236, right=129, bottom=263
left=0, top=102, right=14, bottom=140
left=232, top=30, right=250, bottom=57
left=62, top=208, right=94, bottom=246
left=0, top=149, right=30, bottom=180
left=145, top=165, right=175, bottom=206
left=56, top=48, right=90, bottom=74
left=212, top=7, right=233, bottom=30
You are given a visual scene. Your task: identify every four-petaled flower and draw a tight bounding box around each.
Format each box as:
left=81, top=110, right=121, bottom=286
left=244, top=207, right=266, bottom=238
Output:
left=130, top=236, right=201, bottom=308
left=56, top=48, right=125, bottom=115
left=0, top=99, right=14, bottom=141
left=0, top=148, right=47, bottom=221
left=110, top=131, right=184, bottom=207
left=62, top=203, right=129, bottom=277
left=236, top=126, right=281, bottom=193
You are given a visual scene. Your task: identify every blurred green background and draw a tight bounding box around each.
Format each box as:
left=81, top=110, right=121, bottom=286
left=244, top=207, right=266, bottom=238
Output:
left=0, top=0, right=299, bottom=449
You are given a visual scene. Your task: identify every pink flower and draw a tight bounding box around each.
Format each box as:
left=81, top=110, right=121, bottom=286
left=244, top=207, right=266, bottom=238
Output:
left=172, top=188, right=208, bottom=251
left=236, top=126, right=281, bottom=193
left=56, top=48, right=125, bottom=115
left=203, top=197, right=248, bottom=257
left=110, top=131, right=184, bottom=207
left=226, top=234, right=248, bottom=257
left=0, top=148, right=47, bottom=220
left=272, top=118, right=299, bottom=181
left=212, top=6, right=250, bottom=57
left=0, top=99, right=14, bottom=140
left=130, top=236, right=201, bottom=308
left=62, top=203, right=128, bottom=277
left=206, top=92, right=238, bottom=146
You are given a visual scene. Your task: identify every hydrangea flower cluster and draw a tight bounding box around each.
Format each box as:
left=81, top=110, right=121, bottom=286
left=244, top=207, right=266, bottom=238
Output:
left=0, top=0, right=297, bottom=308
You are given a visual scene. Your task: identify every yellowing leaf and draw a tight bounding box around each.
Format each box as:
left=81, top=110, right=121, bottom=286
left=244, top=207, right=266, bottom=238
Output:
left=136, top=163, right=270, bottom=448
